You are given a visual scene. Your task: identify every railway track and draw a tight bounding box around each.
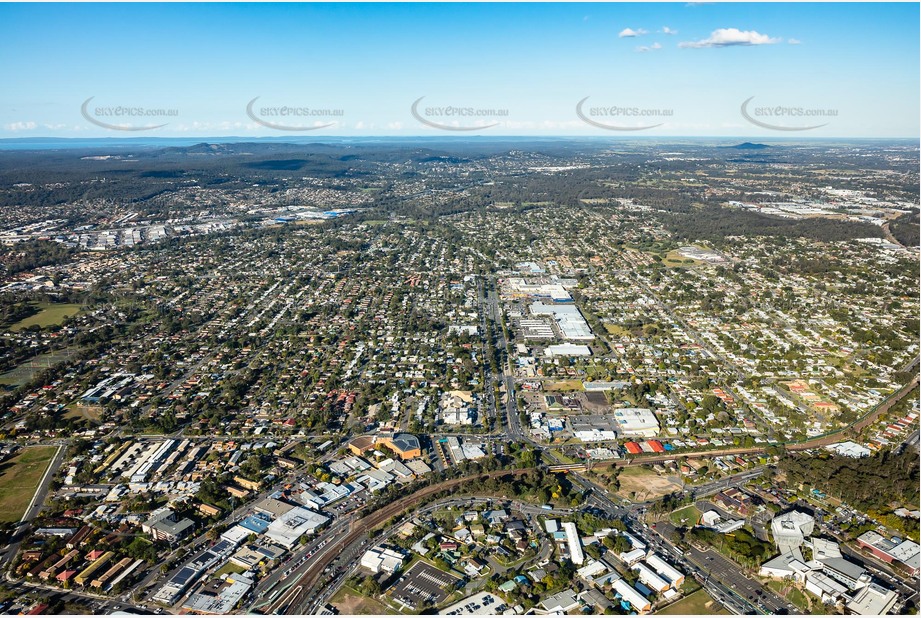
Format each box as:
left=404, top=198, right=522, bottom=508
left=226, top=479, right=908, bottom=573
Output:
left=266, top=375, right=920, bottom=613
left=271, top=468, right=534, bottom=614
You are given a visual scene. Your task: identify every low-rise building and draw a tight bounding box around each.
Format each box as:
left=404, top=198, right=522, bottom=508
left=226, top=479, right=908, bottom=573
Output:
left=360, top=546, right=406, bottom=574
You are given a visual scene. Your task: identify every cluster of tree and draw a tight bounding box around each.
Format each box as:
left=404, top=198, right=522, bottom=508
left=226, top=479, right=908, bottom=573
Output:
left=687, top=526, right=774, bottom=569
left=0, top=240, right=75, bottom=276
left=0, top=299, right=39, bottom=327
left=889, top=209, right=920, bottom=247
left=658, top=205, right=886, bottom=244
left=195, top=475, right=233, bottom=512
left=779, top=449, right=919, bottom=513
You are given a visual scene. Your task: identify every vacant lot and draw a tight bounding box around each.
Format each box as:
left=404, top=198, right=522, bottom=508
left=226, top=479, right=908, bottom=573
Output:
left=604, top=324, right=630, bottom=337
left=0, top=446, right=57, bottom=522
left=10, top=303, right=83, bottom=331
left=545, top=380, right=583, bottom=392
left=331, top=586, right=400, bottom=615
left=63, top=402, right=104, bottom=424
left=616, top=466, right=683, bottom=502
left=657, top=589, right=728, bottom=615
left=663, top=249, right=700, bottom=267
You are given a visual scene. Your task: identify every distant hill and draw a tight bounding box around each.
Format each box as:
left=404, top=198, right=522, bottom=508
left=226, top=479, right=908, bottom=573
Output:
left=724, top=142, right=771, bottom=150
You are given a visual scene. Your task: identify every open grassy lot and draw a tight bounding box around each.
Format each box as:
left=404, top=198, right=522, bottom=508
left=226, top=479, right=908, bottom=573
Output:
left=545, top=380, right=583, bottom=391
left=63, top=402, right=104, bottom=424
left=663, top=249, right=700, bottom=267
left=10, top=303, right=83, bottom=331
left=0, top=446, right=57, bottom=522
left=604, top=324, right=630, bottom=336
left=549, top=449, right=577, bottom=464
left=669, top=504, right=702, bottom=527
left=657, top=589, right=729, bottom=615
left=616, top=466, right=683, bottom=502
left=0, top=348, right=80, bottom=387
left=330, top=586, right=401, bottom=615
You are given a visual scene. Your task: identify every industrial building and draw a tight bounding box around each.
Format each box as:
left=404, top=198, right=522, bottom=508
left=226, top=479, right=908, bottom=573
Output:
left=529, top=302, right=595, bottom=341
left=613, top=408, right=660, bottom=438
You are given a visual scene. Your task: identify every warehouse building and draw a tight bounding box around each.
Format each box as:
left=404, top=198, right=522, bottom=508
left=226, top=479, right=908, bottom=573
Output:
left=530, top=302, right=595, bottom=340
left=613, top=408, right=660, bottom=438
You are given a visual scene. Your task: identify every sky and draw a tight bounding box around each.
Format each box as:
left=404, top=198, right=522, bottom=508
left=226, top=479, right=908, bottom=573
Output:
left=0, top=2, right=918, bottom=138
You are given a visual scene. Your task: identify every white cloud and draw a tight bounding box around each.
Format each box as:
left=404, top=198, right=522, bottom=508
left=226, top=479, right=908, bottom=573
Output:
left=788, top=38, right=801, bottom=44
left=636, top=42, right=663, bottom=52
left=386, top=122, right=403, bottom=130
left=661, top=26, right=678, bottom=35
left=43, top=123, right=67, bottom=130
left=618, top=27, right=648, bottom=38
left=5, top=121, right=37, bottom=131
left=679, top=28, right=781, bottom=48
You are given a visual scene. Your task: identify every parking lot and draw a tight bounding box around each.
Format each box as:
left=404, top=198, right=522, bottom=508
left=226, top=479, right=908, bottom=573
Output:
left=439, top=591, right=507, bottom=615
left=389, top=561, right=462, bottom=609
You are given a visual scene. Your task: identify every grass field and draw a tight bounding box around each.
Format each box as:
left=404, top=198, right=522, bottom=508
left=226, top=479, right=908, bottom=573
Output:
left=669, top=504, right=702, bottom=527
left=10, top=303, right=83, bottom=332
left=549, top=449, right=577, bottom=464
left=616, top=467, right=683, bottom=502
left=0, top=348, right=80, bottom=387
left=657, top=589, right=729, bottom=615
left=63, top=402, right=104, bottom=424
left=545, top=380, right=583, bottom=391
left=663, top=249, right=700, bottom=267
left=330, top=586, right=401, bottom=615
left=0, top=446, right=57, bottom=523
left=604, top=324, right=630, bottom=336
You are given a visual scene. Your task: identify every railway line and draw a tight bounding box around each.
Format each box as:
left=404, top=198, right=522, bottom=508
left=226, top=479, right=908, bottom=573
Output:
left=260, top=374, right=920, bottom=613
left=266, top=467, right=535, bottom=614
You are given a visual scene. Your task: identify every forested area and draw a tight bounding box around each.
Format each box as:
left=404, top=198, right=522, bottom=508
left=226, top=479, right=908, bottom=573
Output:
left=889, top=209, right=920, bottom=247
left=659, top=205, right=886, bottom=243
left=779, top=450, right=919, bottom=512
left=0, top=240, right=75, bottom=276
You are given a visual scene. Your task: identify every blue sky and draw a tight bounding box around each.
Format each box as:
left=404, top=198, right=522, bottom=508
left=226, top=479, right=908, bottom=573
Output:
left=0, top=2, right=917, bottom=138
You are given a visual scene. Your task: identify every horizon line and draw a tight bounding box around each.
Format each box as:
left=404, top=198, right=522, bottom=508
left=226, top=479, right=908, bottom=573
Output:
left=1, top=135, right=919, bottom=142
